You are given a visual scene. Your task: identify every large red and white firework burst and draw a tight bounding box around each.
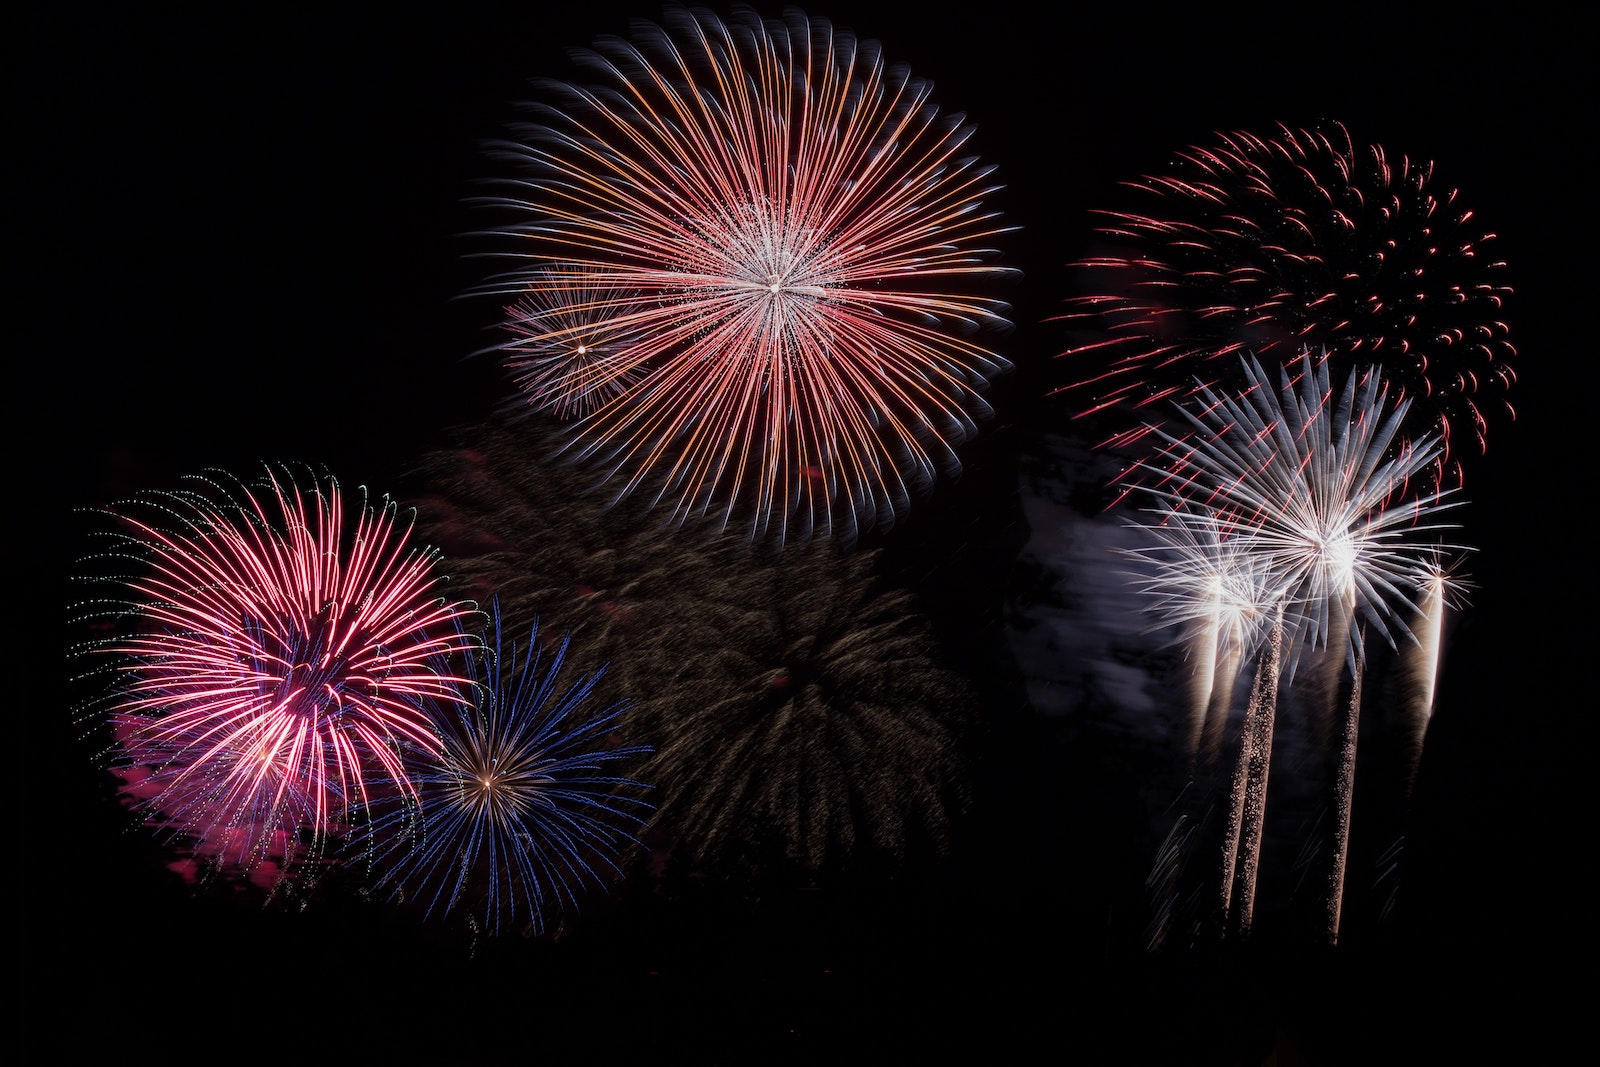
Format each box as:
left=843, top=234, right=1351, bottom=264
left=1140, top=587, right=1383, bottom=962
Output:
left=475, top=5, right=1017, bottom=544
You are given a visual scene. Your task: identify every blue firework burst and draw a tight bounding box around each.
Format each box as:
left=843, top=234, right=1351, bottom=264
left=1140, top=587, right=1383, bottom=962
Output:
left=368, top=601, right=654, bottom=938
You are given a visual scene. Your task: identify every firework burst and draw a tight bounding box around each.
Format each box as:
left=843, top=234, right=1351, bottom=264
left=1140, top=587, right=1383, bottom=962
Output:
left=365, top=603, right=653, bottom=939
left=1120, top=505, right=1284, bottom=766
left=605, top=541, right=977, bottom=876
left=70, top=465, right=479, bottom=880
left=400, top=423, right=971, bottom=878
left=496, top=263, right=652, bottom=421
left=403, top=417, right=722, bottom=647
left=475, top=3, right=1017, bottom=544
left=1123, top=350, right=1469, bottom=942
left=1058, top=121, right=1514, bottom=491
left=1140, top=349, right=1467, bottom=673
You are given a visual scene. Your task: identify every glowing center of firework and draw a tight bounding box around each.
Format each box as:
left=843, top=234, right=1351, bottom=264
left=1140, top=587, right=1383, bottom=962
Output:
left=1314, top=529, right=1360, bottom=593
left=1203, top=570, right=1267, bottom=639
left=278, top=658, right=344, bottom=717
left=734, top=264, right=830, bottom=304
left=262, top=604, right=358, bottom=720
left=761, top=272, right=825, bottom=298
left=1216, top=582, right=1260, bottom=621
left=698, top=202, right=838, bottom=307
left=464, top=768, right=515, bottom=820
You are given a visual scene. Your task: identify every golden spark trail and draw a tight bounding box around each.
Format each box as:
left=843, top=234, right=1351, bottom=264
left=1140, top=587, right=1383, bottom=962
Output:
left=1232, top=614, right=1283, bottom=939
left=1218, top=609, right=1283, bottom=938
left=1326, top=655, right=1363, bottom=945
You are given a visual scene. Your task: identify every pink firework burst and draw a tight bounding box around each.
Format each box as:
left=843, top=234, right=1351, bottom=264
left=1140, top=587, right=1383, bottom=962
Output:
left=108, top=707, right=324, bottom=887
left=76, top=465, right=479, bottom=880
left=475, top=5, right=1018, bottom=544
left=1056, top=121, right=1514, bottom=492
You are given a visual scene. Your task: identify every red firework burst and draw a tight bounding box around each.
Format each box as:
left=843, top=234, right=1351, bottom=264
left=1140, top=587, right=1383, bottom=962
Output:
left=1055, top=121, right=1515, bottom=491
left=79, top=465, right=479, bottom=880
left=475, top=5, right=1017, bottom=544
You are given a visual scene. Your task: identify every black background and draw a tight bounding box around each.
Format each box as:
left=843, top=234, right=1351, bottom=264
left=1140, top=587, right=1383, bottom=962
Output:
left=20, top=2, right=1589, bottom=1063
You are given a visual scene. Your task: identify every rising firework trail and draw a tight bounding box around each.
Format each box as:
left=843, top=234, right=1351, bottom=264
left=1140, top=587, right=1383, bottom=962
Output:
left=1372, top=559, right=1470, bottom=926
left=1226, top=609, right=1283, bottom=940
left=1324, top=652, right=1365, bottom=943
left=1058, top=121, right=1515, bottom=495
left=1397, top=561, right=1469, bottom=793
left=1120, top=502, right=1283, bottom=947
left=1125, top=349, right=1468, bottom=942
left=68, top=465, right=479, bottom=882
left=475, top=4, right=1018, bottom=544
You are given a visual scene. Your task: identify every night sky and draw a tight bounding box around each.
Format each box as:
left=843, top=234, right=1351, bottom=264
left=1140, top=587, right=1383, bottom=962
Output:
left=23, top=3, right=1587, bottom=1063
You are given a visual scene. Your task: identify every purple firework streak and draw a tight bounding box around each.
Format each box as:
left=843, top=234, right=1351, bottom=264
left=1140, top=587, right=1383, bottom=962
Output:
left=1056, top=121, right=1514, bottom=495
left=71, top=465, right=479, bottom=882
